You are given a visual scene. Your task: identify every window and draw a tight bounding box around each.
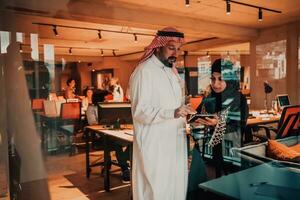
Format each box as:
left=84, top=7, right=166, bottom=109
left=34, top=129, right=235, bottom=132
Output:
left=256, top=40, right=287, bottom=80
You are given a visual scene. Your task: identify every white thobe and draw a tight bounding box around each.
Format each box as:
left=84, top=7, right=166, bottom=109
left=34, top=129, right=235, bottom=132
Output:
left=129, top=55, right=188, bottom=200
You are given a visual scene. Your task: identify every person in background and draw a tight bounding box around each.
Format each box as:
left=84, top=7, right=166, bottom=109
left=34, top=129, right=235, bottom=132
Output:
left=86, top=94, right=130, bottom=183
left=108, top=77, right=124, bottom=102
left=101, top=75, right=110, bottom=91
left=190, top=59, right=249, bottom=188
left=81, top=86, right=94, bottom=113
left=64, top=78, right=76, bottom=99
left=129, top=27, right=196, bottom=200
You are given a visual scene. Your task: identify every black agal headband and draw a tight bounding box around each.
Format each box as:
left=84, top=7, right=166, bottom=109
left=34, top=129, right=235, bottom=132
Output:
left=156, top=30, right=184, bottom=38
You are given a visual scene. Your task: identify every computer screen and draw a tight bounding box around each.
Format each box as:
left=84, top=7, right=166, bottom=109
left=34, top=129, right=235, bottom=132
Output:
left=97, top=102, right=133, bottom=126
left=277, top=94, right=290, bottom=108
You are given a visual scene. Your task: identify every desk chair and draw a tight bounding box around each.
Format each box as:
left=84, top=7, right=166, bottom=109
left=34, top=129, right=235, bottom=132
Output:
left=59, top=102, right=83, bottom=155
left=31, top=98, right=45, bottom=135
left=256, top=105, right=300, bottom=140
left=31, top=98, right=45, bottom=112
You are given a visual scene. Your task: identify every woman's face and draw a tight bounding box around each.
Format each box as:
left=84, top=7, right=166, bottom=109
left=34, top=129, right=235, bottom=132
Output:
left=69, top=80, right=76, bottom=88
left=210, top=72, right=227, bottom=93
left=87, top=89, right=93, bottom=98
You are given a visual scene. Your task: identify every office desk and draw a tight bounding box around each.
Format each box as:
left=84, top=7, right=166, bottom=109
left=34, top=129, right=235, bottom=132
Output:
left=243, top=115, right=280, bottom=145
left=247, top=116, right=280, bottom=127
left=199, top=162, right=300, bottom=200
left=84, top=125, right=133, bottom=192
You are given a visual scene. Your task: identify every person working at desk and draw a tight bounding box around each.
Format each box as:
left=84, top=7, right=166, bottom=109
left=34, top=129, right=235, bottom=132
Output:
left=81, top=86, right=94, bottom=113
left=129, top=27, right=196, bottom=200
left=190, top=58, right=249, bottom=182
left=86, top=95, right=130, bottom=183
left=64, top=78, right=77, bottom=99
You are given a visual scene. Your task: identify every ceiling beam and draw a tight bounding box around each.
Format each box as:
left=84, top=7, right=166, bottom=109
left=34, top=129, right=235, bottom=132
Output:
left=182, top=38, right=248, bottom=51
left=61, top=0, right=257, bottom=40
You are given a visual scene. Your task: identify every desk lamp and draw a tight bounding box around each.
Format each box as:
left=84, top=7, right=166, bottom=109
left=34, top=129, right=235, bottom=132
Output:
left=264, top=81, right=273, bottom=113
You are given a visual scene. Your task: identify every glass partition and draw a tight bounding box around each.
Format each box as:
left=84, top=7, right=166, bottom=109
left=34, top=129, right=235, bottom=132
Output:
left=197, top=55, right=211, bottom=95
left=254, top=40, right=287, bottom=109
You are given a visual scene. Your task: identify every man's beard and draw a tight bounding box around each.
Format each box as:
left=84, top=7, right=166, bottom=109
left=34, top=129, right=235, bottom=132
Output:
left=163, top=56, right=177, bottom=68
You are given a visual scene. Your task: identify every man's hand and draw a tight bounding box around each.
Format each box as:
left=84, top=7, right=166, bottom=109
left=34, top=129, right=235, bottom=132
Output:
left=174, top=105, right=196, bottom=118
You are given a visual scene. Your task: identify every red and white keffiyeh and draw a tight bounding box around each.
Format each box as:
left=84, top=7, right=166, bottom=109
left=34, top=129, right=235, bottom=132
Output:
left=138, top=27, right=185, bottom=75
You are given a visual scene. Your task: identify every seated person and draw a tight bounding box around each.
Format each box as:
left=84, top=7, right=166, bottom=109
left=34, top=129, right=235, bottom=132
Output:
left=64, top=78, right=77, bottom=99
left=81, top=86, right=94, bottom=113
left=108, top=77, right=124, bottom=102
left=86, top=96, right=130, bottom=183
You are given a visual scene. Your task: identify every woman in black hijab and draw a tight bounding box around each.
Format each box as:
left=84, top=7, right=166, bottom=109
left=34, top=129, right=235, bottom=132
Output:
left=187, top=58, right=249, bottom=199
left=198, top=58, right=248, bottom=176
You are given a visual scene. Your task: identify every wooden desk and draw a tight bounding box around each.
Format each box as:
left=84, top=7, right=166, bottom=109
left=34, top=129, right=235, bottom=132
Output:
left=243, top=115, right=280, bottom=145
left=247, top=116, right=280, bottom=127
left=84, top=125, right=133, bottom=192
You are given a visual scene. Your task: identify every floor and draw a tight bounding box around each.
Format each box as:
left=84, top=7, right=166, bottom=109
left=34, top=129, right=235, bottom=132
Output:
left=46, top=150, right=131, bottom=200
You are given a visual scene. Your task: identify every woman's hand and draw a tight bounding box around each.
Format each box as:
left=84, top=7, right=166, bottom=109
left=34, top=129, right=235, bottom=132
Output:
left=193, top=117, right=218, bottom=127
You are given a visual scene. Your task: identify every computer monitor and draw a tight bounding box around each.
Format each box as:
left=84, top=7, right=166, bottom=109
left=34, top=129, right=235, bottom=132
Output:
left=277, top=94, right=290, bottom=109
left=97, top=102, right=133, bottom=126
left=92, top=89, right=109, bottom=104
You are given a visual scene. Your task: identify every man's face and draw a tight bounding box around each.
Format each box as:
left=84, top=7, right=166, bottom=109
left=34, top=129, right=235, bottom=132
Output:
left=156, top=40, right=182, bottom=66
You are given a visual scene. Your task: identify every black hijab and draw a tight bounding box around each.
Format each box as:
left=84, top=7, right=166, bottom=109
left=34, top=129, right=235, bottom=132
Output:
left=198, top=59, right=243, bottom=122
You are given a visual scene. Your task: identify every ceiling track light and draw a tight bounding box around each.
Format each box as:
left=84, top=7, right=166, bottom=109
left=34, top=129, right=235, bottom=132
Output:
left=52, top=25, right=59, bottom=36
left=33, top=23, right=155, bottom=41
left=98, top=30, right=102, bottom=39
left=206, top=51, right=210, bottom=57
left=112, top=50, right=116, bottom=56
left=185, top=0, right=190, bottom=7
left=133, top=33, right=138, bottom=43
left=20, top=44, right=118, bottom=55
left=258, top=7, right=263, bottom=21
left=222, top=0, right=281, bottom=21
left=226, top=0, right=231, bottom=15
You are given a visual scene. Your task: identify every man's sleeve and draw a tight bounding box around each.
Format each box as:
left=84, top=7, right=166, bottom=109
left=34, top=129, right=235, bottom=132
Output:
left=130, top=68, right=175, bottom=125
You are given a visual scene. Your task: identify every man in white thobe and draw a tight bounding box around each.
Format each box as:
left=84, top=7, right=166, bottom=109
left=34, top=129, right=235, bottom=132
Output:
left=129, top=27, right=196, bottom=200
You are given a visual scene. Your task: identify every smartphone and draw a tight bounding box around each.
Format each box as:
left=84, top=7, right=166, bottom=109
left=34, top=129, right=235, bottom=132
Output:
left=188, top=114, right=216, bottom=123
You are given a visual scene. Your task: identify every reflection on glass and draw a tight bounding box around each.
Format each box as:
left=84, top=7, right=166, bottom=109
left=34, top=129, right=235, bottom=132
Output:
left=197, top=56, right=211, bottom=94
left=16, top=32, right=23, bottom=43
left=44, top=44, right=55, bottom=91
left=0, top=31, right=10, bottom=54
left=256, top=40, right=286, bottom=80
left=30, top=33, right=39, bottom=61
